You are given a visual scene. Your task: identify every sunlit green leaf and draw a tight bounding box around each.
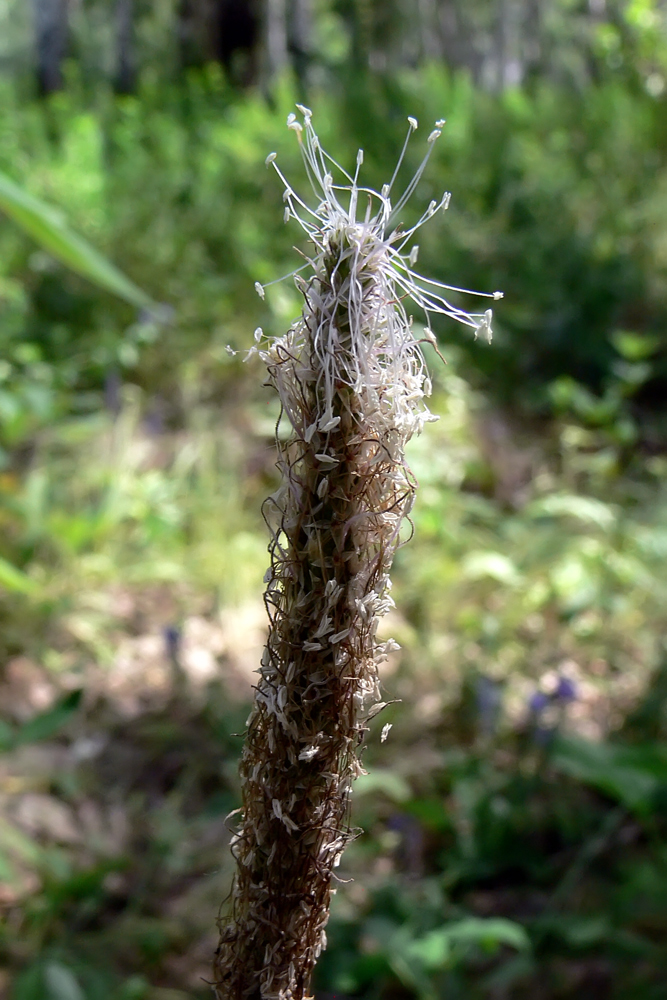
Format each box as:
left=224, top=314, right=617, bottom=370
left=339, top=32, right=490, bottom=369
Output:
left=44, top=962, right=85, bottom=1000
left=0, top=169, right=155, bottom=311
left=611, top=330, right=660, bottom=361
left=0, top=846, right=15, bottom=882
left=397, top=917, right=529, bottom=977
left=0, top=555, right=37, bottom=594
left=527, top=494, right=616, bottom=531
left=404, top=927, right=452, bottom=968
left=0, top=818, right=43, bottom=864
left=354, top=769, right=411, bottom=802
left=462, top=551, right=521, bottom=585
left=444, top=917, right=530, bottom=953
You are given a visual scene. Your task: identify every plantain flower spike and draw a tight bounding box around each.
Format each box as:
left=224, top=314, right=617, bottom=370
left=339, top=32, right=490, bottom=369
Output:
left=214, top=109, right=501, bottom=1000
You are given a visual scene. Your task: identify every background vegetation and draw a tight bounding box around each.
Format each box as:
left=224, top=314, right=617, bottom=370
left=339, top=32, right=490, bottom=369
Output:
left=2, top=1, right=667, bottom=998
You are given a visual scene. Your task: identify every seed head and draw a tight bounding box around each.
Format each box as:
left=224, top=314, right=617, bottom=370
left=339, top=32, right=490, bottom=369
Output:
left=214, top=110, right=501, bottom=1000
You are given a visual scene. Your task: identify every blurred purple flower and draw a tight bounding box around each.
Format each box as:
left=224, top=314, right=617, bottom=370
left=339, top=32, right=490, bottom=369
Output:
left=528, top=690, right=550, bottom=714
left=555, top=676, right=577, bottom=701
left=164, top=625, right=181, bottom=660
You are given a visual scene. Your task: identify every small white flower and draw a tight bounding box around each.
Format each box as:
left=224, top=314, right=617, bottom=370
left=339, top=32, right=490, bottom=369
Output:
left=381, top=723, right=392, bottom=743
left=260, top=108, right=500, bottom=387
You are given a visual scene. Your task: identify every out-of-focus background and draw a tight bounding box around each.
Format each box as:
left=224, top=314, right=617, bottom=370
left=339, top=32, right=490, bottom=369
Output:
left=1, top=2, right=667, bottom=998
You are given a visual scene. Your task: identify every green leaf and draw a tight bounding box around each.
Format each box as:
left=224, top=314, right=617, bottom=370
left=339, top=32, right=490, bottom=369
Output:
left=0, top=846, right=16, bottom=882
left=445, top=917, right=530, bottom=953
left=44, top=963, right=85, bottom=1000
left=12, top=961, right=45, bottom=1000
left=0, top=818, right=42, bottom=864
left=0, top=718, right=14, bottom=751
left=553, top=735, right=667, bottom=814
left=0, top=169, right=155, bottom=311
left=461, top=551, right=522, bottom=585
left=14, top=690, right=83, bottom=747
left=403, top=917, right=529, bottom=972
left=527, top=494, right=616, bottom=531
left=354, top=769, right=411, bottom=802
left=611, top=330, right=660, bottom=362
left=404, top=927, right=452, bottom=969
left=0, top=555, right=37, bottom=594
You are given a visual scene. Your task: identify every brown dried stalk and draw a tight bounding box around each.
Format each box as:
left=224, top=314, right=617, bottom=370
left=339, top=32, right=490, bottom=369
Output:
left=213, top=108, right=500, bottom=1000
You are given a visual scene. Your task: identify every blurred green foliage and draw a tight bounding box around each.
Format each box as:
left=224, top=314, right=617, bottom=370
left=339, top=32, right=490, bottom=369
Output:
left=2, top=6, right=667, bottom=997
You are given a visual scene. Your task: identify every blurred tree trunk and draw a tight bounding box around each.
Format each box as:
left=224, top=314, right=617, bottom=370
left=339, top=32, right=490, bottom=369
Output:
left=288, top=0, right=311, bottom=92
left=218, top=0, right=260, bottom=84
left=114, top=0, right=135, bottom=94
left=263, top=0, right=288, bottom=81
left=437, top=1, right=483, bottom=84
left=178, top=0, right=218, bottom=67
left=32, top=0, right=69, bottom=94
left=416, top=0, right=441, bottom=61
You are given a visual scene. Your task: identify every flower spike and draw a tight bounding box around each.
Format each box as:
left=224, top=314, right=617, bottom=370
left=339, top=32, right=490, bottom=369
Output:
left=214, top=109, right=500, bottom=1000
